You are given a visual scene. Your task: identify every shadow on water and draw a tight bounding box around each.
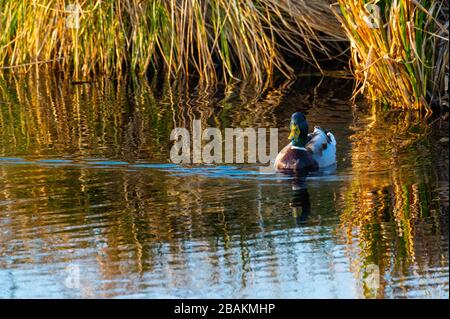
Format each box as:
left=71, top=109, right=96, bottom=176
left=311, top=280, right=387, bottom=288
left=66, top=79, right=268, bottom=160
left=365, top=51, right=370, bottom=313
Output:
left=0, top=71, right=448, bottom=298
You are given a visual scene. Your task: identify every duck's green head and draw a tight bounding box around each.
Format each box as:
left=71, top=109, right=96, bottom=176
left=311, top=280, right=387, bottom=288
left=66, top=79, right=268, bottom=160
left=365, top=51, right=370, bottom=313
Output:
left=288, top=112, right=309, bottom=147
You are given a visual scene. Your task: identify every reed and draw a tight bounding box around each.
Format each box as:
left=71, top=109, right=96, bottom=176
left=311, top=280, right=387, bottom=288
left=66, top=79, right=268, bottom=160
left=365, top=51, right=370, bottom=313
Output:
left=332, top=0, right=449, bottom=112
left=1, top=1, right=448, bottom=111
left=0, top=0, right=344, bottom=85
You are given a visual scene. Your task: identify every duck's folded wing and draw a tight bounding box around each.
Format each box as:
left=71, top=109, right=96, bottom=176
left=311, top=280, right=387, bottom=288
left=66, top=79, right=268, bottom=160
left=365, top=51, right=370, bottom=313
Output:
left=306, top=128, right=328, bottom=156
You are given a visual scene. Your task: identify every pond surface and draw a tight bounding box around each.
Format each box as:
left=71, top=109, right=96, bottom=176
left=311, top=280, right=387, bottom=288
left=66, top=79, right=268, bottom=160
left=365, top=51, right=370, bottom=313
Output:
left=0, top=73, right=448, bottom=298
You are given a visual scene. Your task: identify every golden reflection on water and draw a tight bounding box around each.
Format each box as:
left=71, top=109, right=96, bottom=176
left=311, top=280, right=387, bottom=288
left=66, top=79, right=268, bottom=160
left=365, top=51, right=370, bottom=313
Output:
left=0, top=72, right=293, bottom=159
left=0, top=72, right=448, bottom=298
left=340, top=105, right=448, bottom=298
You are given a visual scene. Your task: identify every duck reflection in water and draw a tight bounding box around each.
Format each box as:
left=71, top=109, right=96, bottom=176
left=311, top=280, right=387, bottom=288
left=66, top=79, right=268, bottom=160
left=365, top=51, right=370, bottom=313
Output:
left=283, top=164, right=337, bottom=226
left=290, top=174, right=311, bottom=225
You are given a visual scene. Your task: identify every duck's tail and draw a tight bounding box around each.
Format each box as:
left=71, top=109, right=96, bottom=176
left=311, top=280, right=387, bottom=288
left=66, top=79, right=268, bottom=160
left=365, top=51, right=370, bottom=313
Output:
left=326, top=131, right=336, bottom=146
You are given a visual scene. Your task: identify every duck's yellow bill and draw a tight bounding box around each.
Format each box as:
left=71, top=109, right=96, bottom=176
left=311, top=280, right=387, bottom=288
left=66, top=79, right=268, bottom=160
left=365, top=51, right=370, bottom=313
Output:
left=288, top=124, right=300, bottom=140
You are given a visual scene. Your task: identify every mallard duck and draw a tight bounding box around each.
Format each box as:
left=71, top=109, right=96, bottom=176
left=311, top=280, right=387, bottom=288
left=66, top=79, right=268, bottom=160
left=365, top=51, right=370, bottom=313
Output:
left=274, top=112, right=336, bottom=172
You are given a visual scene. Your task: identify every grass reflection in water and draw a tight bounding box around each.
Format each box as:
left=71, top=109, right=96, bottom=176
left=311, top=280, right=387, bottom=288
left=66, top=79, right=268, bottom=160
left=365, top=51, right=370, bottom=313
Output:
left=0, top=73, right=447, bottom=298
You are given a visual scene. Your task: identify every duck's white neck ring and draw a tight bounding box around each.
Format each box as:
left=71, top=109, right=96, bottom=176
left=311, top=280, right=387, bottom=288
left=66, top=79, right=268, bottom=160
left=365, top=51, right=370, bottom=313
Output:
left=291, top=146, right=307, bottom=151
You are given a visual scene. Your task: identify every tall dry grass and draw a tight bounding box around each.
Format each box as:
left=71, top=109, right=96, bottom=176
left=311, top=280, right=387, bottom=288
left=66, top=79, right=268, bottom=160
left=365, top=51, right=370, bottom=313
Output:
left=332, top=0, right=449, bottom=112
left=0, top=0, right=344, bottom=84
left=1, top=1, right=448, bottom=111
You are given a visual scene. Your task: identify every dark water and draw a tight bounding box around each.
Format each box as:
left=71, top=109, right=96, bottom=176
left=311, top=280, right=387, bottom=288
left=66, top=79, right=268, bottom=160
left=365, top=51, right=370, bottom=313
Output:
left=0, top=73, right=448, bottom=298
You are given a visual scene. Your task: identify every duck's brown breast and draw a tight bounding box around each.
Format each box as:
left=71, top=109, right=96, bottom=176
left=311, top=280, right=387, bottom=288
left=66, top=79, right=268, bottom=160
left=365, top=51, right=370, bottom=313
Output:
left=274, top=145, right=318, bottom=172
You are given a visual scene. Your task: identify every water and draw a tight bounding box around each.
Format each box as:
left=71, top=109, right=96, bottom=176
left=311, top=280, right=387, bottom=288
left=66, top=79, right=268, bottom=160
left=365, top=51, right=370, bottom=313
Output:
left=0, top=73, right=448, bottom=299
